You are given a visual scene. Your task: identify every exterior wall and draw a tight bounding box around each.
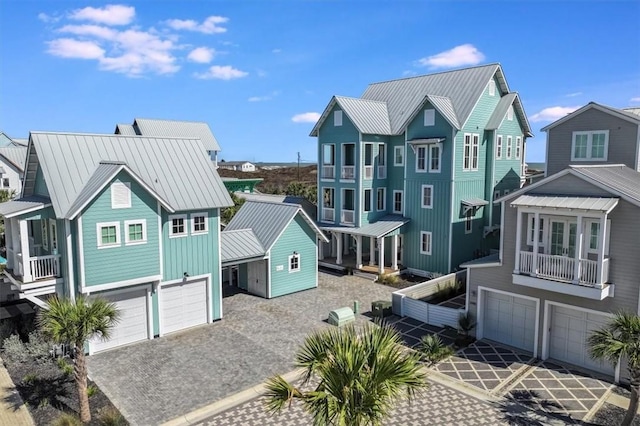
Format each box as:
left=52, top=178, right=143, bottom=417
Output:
left=269, top=215, right=317, bottom=298
left=81, top=171, right=160, bottom=287
left=0, top=160, right=23, bottom=196
left=33, top=165, right=49, bottom=197
left=546, top=108, right=640, bottom=175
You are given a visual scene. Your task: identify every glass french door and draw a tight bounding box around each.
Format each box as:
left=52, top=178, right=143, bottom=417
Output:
left=549, top=220, right=577, bottom=257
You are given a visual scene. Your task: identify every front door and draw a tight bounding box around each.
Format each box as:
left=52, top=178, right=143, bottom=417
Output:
left=549, top=220, right=576, bottom=257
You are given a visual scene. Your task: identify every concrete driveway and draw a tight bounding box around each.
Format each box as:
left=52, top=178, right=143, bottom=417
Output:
left=87, top=272, right=394, bottom=426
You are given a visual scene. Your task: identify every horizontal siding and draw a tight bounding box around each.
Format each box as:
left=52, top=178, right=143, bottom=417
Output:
left=547, top=108, right=639, bottom=176
left=270, top=215, right=317, bottom=298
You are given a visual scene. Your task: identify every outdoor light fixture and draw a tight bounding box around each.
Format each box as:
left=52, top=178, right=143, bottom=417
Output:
left=183, top=272, right=189, bottom=278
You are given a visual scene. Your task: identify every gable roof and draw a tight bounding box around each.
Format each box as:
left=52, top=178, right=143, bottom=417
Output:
left=541, top=102, right=640, bottom=131
left=234, top=192, right=317, bottom=221
left=0, top=132, right=28, bottom=147
left=220, top=229, right=265, bottom=263
left=0, top=146, right=27, bottom=172
left=131, top=118, right=221, bottom=152
left=485, top=93, right=533, bottom=136
left=28, top=132, right=232, bottom=218
left=225, top=200, right=328, bottom=250
left=114, top=124, right=137, bottom=135
left=310, top=96, right=391, bottom=136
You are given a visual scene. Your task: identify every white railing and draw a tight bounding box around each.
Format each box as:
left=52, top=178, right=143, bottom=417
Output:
left=322, top=165, right=335, bottom=179
left=364, top=165, right=373, bottom=179
left=322, top=207, right=335, bottom=222
left=29, top=255, right=60, bottom=281
left=377, top=165, right=387, bottom=179
left=518, top=250, right=609, bottom=287
left=341, top=165, right=355, bottom=180
left=341, top=210, right=354, bottom=224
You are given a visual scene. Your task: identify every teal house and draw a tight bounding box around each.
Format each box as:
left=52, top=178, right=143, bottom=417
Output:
left=311, top=64, right=532, bottom=275
left=0, top=130, right=233, bottom=353
left=221, top=201, right=328, bottom=298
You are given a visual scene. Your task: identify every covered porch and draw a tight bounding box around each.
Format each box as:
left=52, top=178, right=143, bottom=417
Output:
left=318, top=215, right=409, bottom=275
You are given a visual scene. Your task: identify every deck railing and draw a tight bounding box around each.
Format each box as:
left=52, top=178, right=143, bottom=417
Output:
left=322, top=207, right=335, bottom=222
left=321, top=165, right=335, bottom=179
left=29, top=254, right=61, bottom=281
left=518, top=251, right=609, bottom=287
left=341, top=209, right=354, bottom=224
left=341, top=165, right=355, bottom=180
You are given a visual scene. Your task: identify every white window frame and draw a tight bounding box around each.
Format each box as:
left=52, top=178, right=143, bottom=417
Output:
left=471, top=134, right=479, bottom=170
left=506, top=136, right=513, bottom=159
left=376, top=188, right=386, bottom=211
left=288, top=253, right=301, bottom=272
left=97, top=221, right=121, bottom=249
left=423, top=109, right=435, bottom=126
left=393, top=146, right=404, bottom=166
left=363, top=189, right=372, bottom=212
left=586, top=220, right=600, bottom=254
left=416, top=146, right=427, bottom=172
left=515, top=136, right=522, bottom=159
left=428, top=143, right=442, bottom=173
left=191, top=212, right=209, bottom=235
left=463, top=133, right=479, bottom=171
left=392, top=190, right=403, bottom=214
left=526, top=214, right=545, bottom=246
left=420, top=231, right=432, bottom=255
left=507, top=106, right=514, bottom=121
left=488, top=80, right=496, bottom=96
left=41, top=221, right=48, bottom=251
left=169, top=214, right=188, bottom=238
left=111, top=182, right=131, bottom=209
left=571, top=130, right=609, bottom=161
left=421, top=184, right=433, bottom=209
left=465, top=211, right=473, bottom=234
left=334, top=110, right=343, bottom=126
left=496, top=135, right=503, bottom=159
left=124, top=219, right=147, bottom=245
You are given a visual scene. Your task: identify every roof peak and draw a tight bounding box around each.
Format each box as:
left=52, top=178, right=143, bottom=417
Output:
left=134, top=117, right=209, bottom=125
left=30, top=131, right=199, bottom=140
left=368, top=63, right=501, bottom=86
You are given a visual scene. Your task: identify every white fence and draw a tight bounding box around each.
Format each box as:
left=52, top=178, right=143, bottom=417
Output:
left=392, top=271, right=466, bottom=329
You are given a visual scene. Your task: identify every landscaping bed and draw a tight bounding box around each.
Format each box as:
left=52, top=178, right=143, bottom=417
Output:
left=375, top=273, right=429, bottom=290
left=592, top=402, right=640, bottom=425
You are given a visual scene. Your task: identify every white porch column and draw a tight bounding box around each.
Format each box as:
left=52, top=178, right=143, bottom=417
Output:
left=5, top=217, right=13, bottom=269
left=343, top=233, right=349, bottom=255
left=336, top=232, right=343, bottom=265
left=378, top=236, right=385, bottom=274
left=229, top=267, right=234, bottom=286
left=573, top=215, right=584, bottom=284
left=369, top=236, right=375, bottom=266
left=331, top=234, right=337, bottom=258
left=532, top=212, right=540, bottom=277
left=10, top=218, right=20, bottom=271
left=514, top=209, right=523, bottom=273
left=318, top=238, right=324, bottom=260
left=19, top=219, right=32, bottom=282
left=597, top=215, right=607, bottom=287
left=356, top=235, right=363, bottom=269
left=391, top=234, right=398, bottom=270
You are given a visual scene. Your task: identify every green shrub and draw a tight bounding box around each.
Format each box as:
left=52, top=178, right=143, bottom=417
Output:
left=3, top=334, right=27, bottom=362
left=22, top=373, right=38, bottom=384
left=0, top=319, right=16, bottom=342
left=419, top=334, right=454, bottom=366
left=376, top=273, right=399, bottom=286
left=57, top=358, right=74, bottom=376
left=87, top=384, right=98, bottom=398
left=98, top=406, right=127, bottom=426
left=25, top=331, right=52, bottom=363
left=52, top=413, right=83, bottom=426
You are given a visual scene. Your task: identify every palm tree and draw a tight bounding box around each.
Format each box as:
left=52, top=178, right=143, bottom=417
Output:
left=39, top=296, right=120, bottom=423
left=264, top=323, right=427, bottom=426
left=588, top=312, right=640, bottom=426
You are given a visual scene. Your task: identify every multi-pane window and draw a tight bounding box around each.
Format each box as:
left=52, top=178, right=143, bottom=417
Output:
left=588, top=221, right=600, bottom=252
left=97, top=222, right=120, bottom=248
left=471, top=134, right=479, bottom=170
left=191, top=213, right=208, bottom=234
left=42, top=222, right=48, bottom=250
left=526, top=215, right=544, bottom=246
left=169, top=215, right=187, bottom=237
left=394, top=146, right=404, bottom=166
left=416, top=146, right=427, bottom=171
left=364, top=189, right=372, bottom=212
left=289, top=253, right=300, bottom=272
left=129, top=223, right=143, bottom=241
left=393, top=191, right=403, bottom=214
left=420, top=231, right=432, bottom=255
left=515, top=136, right=522, bottom=159
left=572, top=131, right=608, bottom=161
left=424, top=109, right=435, bottom=126
left=376, top=188, right=386, bottom=211
left=496, top=135, right=503, bottom=159
left=506, top=136, right=513, bottom=159
left=125, top=220, right=146, bottom=244
left=421, top=185, right=433, bottom=209
left=464, top=134, right=479, bottom=171
left=429, top=144, right=441, bottom=172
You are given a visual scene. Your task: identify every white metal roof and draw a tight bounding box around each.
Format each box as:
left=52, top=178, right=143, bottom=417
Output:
left=511, top=195, right=619, bottom=213
left=132, top=118, right=221, bottom=152
left=319, top=215, right=409, bottom=238
left=0, top=146, right=27, bottom=172
left=0, top=195, right=51, bottom=218
left=221, top=229, right=265, bottom=264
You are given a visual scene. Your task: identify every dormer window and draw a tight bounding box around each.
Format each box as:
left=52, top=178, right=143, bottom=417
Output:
left=507, top=106, right=514, bottom=121
left=111, top=182, right=131, bottom=209
left=334, top=111, right=343, bottom=126
left=424, top=109, right=435, bottom=126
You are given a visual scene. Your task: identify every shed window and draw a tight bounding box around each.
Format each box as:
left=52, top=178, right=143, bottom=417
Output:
left=394, top=146, right=404, bottom=166
left=289, top=253, right=300, bottom=272
left=111, top=182, right=131, bottom=209
left=169, top=215, right=187, bottom=238
left=191, top=212, right=208, bottom=234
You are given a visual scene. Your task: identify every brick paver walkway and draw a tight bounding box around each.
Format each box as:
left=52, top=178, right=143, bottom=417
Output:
left=0, top=357, right=34, bottom=426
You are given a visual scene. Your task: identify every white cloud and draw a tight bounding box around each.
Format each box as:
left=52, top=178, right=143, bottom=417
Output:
left=59, top=24, right=117, bottom=39
left=38, top=13, right=60, bottom=23
left=630, top=97, right=640, bottom=103
left=529, top=106, right=580, bottom=122
left=565, top=92, right=582, bottom=97
left=416, top=44, right=485, bottom=70
left=292, top=112, right=321, bottom=123
left=69, top=4, right=135, bottom=26
left=194, top=65, right=248, bottom=80
left=187, top=47, right=215, bottom=63
left=272, top=48, right=282, bottom=54
left=248, top=91, right=280, bottom=102
left=165, top=16, right=228, bottom=34
left=47, top=38, right=105, bottom=59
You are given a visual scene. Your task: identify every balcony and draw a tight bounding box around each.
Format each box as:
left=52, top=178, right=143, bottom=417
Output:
left=341, top=165, right=355, bottom=180
left=321, top=165, right=335, bottom=180
left=322, top=207, right=335, bottom=222
left=518, top=251, right=609, bottom=287
left=341, top=210, right=354, bottom=225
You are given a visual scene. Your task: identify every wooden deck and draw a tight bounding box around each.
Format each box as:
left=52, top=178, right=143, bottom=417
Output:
left=318, top=255, right=401, bottom=275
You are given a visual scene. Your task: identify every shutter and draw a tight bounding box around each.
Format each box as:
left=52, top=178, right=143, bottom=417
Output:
left=111, top=182, right=131, bottom=208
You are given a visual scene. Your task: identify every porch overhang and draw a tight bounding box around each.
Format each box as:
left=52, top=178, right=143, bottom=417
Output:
left=511, top=195, right=619, bottom=214
left=220, top=229, right=266, bottom=265
left=407, top=138, right=446, bottom=154
left=319, top=215, right=409, bottom=239
left=0, top=196, right=51, bottom=219
left=461, top=198, right=488, bottom=215
left=512, top=273, right=614, bottom=300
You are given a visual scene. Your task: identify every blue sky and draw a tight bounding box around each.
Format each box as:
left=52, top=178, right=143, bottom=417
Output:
left=1, top=1, right=639, bottom=163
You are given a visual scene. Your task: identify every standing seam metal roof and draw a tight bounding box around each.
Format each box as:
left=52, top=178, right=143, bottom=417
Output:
left=570, top=165, right=640, bottom=205
left=133, top=118, right=221, bottom=152
left=115, top=124, right=137, bottom=135
left=28, top=132, right=232, bottom=218
left=0, top=146, right=28, bottom=172
left=511, top=195, right=619, bottom=212
left=220, top=229, right=265, bottom=263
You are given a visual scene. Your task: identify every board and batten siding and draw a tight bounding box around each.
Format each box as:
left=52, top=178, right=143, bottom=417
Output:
left=269, top=214, right=317, bottom=298
left=162, top=208, right=221, bottom=319
left=546, top=108, right=640, bottom=176
left=467, top=175, right=640, bottom=353
left=81, top=172, right=160, bottom=286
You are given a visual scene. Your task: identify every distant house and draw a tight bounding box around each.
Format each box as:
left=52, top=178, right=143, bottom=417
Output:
left=218, top=161, right=256, bottom=172
left=221, top=201, right=328, bottom=298
left=0, top=132, right=28, bottom=148
left=0, top=145, right=27, bottom=195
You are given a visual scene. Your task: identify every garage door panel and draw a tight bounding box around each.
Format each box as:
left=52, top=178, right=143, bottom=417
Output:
left=482, top=291, right=537, bottom=353
left=161, top=279, right=208, bottom=335
left=91, top=289, right=149, bottom=353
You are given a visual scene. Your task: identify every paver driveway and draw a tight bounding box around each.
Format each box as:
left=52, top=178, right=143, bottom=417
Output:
left=87, top=272, right=394, bottom=426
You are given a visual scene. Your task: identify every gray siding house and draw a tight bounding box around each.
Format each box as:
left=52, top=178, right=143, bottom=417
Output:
left=543, top=102, right=640, bottom=176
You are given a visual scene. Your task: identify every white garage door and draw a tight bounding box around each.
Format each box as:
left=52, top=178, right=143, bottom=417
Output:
left=482, top=291, right=537, bottom=353
left=549, top=305, right=614, bottom=376
left=161, top=279, right=208, bottom=335
left=91, top=288, right=149, bottom=353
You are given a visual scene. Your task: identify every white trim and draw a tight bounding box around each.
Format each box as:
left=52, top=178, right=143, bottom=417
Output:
left=636, top=124, right=640, bottom=172
left=267, top=256, right=272, bottom=298
left=541, top=102, right=640, bottom=131
left=448, top=127, right=456, bottom=272
left=64, top=220, right=75, bottom=302
left=423, top=108, right=435, bottom=126
left=477, top=286, right=540, bottom=358
left=571, top=130, right=609, bottom=161
left=419, top=231, right=432, bottom=255
left=464, top=210, right=473, bottom=234
left=2, top=203, right=52, bottom=219
left=82, top=275, right=162, bottom=295
left=96, top=221, right=121, bottom=249
left=512, top=274, right=613, bottom=300
left=496, top=135, right=503, bottom=159
left=463, top=133, right=480, bottom=171
left=393, top=145, right=404, bottom=167
left=506, top=136, right=512, bottom=159
left=499, top=201, right=505, bottom=261
left=77, top=216, right=85, bottom=291
left=157, top=202, right=163, bottom=278
left=515, top=136, right=522, bottom=159
left=415, top=145, right=427, bottom=173
left=217, top=209, right=223, bottom=319
left=111, top=181, right=131, bottom=209
left=488, top=80, right=496, bottom=97
left=507, top=105, right=514, bottom=121
left=168, top=214, right=188, bottom=238
left=392, top=190, right=403, bottom=214
left=124, top=219, right=147, bottom=245
left=376, top=187, right=386, bottom=211
left=41, top=220, right=48, bottom=251
left=357, top=135, right=362, bottom=227
left=363, top=188, right=372, bottom=213
left=428, top=143, right=442, bottom=173
left=421, top=184, right=433, bottom=209
left=190, top=212, right=209, bottom=235
left=288, top=253, right=301, bottom=273
left=146, top=287, right=154, bottom=340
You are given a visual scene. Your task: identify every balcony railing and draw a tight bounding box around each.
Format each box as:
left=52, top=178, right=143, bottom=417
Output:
left=519, top=251, right=609, bottom=287
left=364, top=165, right=373, bottom=179
left=30, top=255, right=61, bottom=281
left=341, top=165, right=355, bottom=180
left=322, top=207, right=335, bottom=222
left=341, top=209, right=354, bottom=224
left=322, top=165, right=335, bottom=180
left=377, top=165, right=387, bottom=179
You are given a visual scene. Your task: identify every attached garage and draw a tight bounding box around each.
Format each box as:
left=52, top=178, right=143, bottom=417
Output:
left=547, top=304, right=614, bottom=376
left=90, top=288, right=150, bottom=353
left=481, top=289, right=538, bottom=353
left=160, top=278, right=208, bottom=335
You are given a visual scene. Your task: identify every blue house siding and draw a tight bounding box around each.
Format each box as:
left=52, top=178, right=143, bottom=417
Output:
left=33, top=166, right=49, bottom=197
left=81, top=172, right=160, bottom=287
left=269, top=215, right=317, bottom=298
